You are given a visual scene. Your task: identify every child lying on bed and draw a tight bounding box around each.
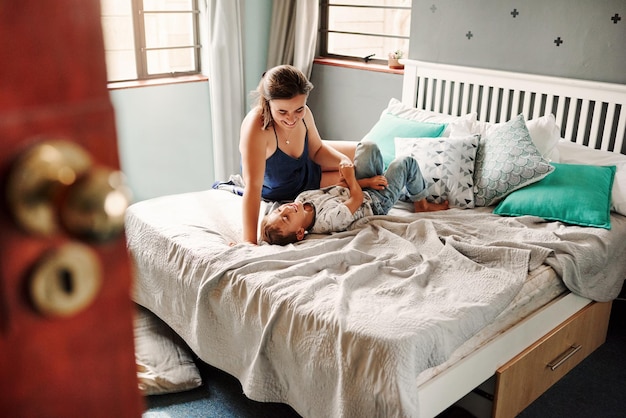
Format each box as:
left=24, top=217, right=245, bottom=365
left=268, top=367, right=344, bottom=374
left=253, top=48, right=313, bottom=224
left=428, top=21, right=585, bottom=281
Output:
left=260, top=142, right=449, bottom=245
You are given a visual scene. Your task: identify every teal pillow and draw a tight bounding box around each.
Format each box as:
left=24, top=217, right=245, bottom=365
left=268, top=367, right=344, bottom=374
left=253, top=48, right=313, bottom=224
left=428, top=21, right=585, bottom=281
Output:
left=363, top=113, right=446, bottom=167
left=493, top=163, right=616, bottom=229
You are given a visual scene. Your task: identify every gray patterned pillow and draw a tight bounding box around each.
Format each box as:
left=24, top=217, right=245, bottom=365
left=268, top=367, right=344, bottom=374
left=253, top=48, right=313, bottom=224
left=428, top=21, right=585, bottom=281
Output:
left=395, top=134, right=479, bottom=208
left=473, top=114, right=554, bottom=207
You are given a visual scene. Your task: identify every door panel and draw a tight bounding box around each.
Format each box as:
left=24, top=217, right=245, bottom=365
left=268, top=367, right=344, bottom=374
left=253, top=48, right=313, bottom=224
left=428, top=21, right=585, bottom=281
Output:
left=0, top=1, right=143, bottom=416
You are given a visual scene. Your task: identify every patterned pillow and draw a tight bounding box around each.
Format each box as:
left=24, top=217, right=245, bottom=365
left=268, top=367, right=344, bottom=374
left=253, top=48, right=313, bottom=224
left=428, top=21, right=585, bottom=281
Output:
left=473, top=114, right=554, bottom=207
left=395, top=135, right=479, bottom=208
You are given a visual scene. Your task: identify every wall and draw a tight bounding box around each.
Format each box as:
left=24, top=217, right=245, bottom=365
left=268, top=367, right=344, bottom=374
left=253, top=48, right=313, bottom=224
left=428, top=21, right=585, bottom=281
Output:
left=111, top=81, right=213, bottom=202
left=242, top=2, right=272, bottom=109
left=410, top=0, right=625, bottom=84
left=113, top=0, right=272, bottom=202
left=116, top=1, right=624, bottom=200
left=309, top=0, right=625, bottom=142
left=308, top=65, right=403, bottom=142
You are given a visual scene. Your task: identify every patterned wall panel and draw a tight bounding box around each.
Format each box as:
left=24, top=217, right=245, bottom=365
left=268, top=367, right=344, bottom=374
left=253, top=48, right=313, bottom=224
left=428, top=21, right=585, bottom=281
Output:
left=410, top=0, right=625, bottom=83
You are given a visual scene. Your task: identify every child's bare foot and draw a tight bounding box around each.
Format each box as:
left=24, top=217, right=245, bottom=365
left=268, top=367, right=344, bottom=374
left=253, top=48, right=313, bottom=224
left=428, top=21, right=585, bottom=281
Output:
left=413, top=199, right=449, bottom=212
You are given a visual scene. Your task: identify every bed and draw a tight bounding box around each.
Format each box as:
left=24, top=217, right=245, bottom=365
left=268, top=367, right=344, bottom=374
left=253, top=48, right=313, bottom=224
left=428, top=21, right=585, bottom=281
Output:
left=126, top=59, right=626, bottom=418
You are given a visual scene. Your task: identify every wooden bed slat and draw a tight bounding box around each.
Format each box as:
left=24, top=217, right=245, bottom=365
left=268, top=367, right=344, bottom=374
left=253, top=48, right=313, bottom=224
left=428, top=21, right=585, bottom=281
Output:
left=577, top=100, right=591, bottom=146
left=602, top=104, right=616, bottom=151
left=450, top=81, right=460, bottom=116
left=461, top=82, right=470, bottom=116
left=501, top=89, right=511, bottom=122
left=613, top=105, right=626, bottom=154
left=588, top=102, right=603, bottom=150
left=564, top=98, right=577, bottom=145
left=488, top=87, right=498, bottom=122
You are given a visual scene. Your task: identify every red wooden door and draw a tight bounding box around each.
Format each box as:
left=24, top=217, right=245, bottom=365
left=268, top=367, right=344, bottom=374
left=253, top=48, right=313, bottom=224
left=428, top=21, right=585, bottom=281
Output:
left=0, top=2, right=143, bottom=416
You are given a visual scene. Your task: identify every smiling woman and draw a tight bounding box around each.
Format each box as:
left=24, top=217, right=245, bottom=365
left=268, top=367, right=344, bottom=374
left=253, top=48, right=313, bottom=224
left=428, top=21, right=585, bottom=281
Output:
left=237, top=64, right=353, bottom=245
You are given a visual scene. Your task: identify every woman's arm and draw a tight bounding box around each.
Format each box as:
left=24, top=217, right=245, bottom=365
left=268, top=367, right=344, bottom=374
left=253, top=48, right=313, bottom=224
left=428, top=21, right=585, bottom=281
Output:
left=239, top=111, right=267, bottom=244
left=304, top=106, right=352, bottom=169
left=322, top=140, right=357, bottom=167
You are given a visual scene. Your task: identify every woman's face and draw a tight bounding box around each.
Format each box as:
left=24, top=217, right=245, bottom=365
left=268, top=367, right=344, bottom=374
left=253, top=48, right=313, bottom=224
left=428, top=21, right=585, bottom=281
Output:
left=269, top=94, right=307, bottom=130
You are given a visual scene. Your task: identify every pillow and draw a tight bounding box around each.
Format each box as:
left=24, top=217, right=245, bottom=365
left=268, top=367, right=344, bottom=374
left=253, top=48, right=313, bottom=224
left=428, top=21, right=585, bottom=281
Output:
left=383, top=97, right=477, bottom=136
left=526, top=114, right=561, bottom=162
left=473, top=114, right=554, bottom=207
left=494, top=163, right=616, bottom=229
left=557, top=139, right=626, bottom=216
left=395, top=134, right=479, bottom=208
left=362, top=112, right=446, bottom=168
left=450, top=113, right=561, bottom=161
left=134, top=305, right=203, bottom=395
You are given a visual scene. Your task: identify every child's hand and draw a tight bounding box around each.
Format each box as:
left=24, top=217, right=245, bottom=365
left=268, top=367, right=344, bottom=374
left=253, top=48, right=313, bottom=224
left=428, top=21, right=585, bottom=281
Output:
left=363, top=175, right=388, bottom=190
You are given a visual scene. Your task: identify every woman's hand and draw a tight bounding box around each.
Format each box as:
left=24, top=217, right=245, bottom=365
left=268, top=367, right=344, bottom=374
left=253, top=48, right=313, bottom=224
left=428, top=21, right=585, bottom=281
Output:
left=339, top=162, right=356, bottom=181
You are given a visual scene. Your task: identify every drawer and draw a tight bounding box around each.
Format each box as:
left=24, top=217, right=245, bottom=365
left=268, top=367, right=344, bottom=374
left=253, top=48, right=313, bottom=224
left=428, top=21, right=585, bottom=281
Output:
left=492, top=301, right=612, bottom=418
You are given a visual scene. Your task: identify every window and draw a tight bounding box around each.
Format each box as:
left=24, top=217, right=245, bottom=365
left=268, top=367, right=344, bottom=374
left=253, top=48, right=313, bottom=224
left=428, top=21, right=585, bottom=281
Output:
left=319, top=0, right=411, bottom=65
left=100, top=0, right=201, bottom=82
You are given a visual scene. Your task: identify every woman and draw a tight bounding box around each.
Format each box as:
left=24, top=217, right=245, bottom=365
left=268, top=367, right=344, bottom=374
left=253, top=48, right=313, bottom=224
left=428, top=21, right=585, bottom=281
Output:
left=239, top=65, right=356, bottom=244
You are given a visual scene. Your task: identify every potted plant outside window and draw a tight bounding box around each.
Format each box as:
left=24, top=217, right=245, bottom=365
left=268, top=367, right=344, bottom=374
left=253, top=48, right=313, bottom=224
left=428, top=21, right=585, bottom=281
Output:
left=388, top=50, right=404, bottom=69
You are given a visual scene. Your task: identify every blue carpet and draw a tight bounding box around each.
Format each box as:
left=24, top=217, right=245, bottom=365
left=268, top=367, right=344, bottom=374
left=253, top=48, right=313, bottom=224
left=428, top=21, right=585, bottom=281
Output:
left=143, top=362, right=301, bottom=418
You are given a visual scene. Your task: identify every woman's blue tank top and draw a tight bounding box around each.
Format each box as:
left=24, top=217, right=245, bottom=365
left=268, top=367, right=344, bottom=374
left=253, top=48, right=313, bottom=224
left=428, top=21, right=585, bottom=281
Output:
left=262, top=120, right=322, bottom=201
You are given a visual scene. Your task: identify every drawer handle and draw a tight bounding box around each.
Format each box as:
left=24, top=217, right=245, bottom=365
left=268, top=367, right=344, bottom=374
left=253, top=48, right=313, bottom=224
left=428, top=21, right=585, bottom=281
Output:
left=547, top=344, right=582, bottom=371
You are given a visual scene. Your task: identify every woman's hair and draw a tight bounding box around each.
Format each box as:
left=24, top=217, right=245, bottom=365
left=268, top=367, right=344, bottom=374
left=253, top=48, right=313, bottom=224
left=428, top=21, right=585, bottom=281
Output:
left=254, top=65, right=314, bottom=130
left=260, top=216, right=299, bottom=246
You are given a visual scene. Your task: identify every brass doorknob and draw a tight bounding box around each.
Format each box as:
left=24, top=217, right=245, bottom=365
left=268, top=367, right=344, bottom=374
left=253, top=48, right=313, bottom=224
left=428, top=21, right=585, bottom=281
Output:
left=6, top=139, right=132, bottom=242
left=6, top=140, right=92, bottom=236
left=60, top=167, right=131, bottom=242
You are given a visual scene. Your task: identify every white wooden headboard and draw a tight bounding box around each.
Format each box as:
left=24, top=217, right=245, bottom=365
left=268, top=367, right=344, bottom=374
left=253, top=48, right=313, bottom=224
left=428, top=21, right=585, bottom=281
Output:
left=401, top=59, right=626, bottom=154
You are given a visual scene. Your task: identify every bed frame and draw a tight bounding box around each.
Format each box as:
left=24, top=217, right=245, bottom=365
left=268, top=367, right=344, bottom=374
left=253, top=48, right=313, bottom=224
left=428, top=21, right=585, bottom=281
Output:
left=401, top=60, right=626, bottom=154
left=400, top=59, right=626, bottom=417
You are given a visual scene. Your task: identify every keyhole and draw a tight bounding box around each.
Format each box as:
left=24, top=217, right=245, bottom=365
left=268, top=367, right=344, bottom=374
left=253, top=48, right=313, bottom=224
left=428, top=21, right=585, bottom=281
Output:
left=29, top=243, right=102, bottom=317
left=58, top=268, right=74, bottom=294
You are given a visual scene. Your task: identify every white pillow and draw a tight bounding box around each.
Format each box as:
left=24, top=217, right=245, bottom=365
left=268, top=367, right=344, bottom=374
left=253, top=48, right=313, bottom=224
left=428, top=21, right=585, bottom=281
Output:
left=134, top=305, right=203, bottom=395
left=395, top=134, right=479, bottom=208
left=473, top=114, right=554, bottom=207
left=451, top=114, right=561, bottom=162
left=383, top=98, right=477, bottom=136
left=557, top=139, right=626, bottom=216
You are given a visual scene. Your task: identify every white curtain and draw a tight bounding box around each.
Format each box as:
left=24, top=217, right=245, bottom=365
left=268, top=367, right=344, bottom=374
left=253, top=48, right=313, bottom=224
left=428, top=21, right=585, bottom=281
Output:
left=207, top=0, right=245, bottom=180
left=267, top=0, right=319, bottom=78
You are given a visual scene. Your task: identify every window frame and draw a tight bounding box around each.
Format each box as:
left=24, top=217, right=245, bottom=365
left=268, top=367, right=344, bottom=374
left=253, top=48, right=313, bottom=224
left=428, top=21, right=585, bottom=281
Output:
left=318, top=0, right=411, bottom=66
left=103, top=0, right=202, bottom=83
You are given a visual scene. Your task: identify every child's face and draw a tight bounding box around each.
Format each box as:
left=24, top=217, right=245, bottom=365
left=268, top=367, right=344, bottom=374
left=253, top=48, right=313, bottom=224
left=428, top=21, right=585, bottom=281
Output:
left=266, top=201, right=308, bottom=240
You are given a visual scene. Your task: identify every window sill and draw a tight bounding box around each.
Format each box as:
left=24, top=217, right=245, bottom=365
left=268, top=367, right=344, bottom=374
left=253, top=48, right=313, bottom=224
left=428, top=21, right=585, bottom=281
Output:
left=313, top=58, right=404, bottom=75
left=107, top=74, right=208, bottom=90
